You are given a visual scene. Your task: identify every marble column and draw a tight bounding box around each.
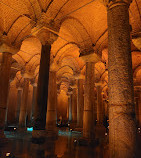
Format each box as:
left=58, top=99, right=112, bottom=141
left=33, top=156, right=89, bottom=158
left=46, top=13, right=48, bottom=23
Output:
left=71, top=88, right=77, bottom=123
left=83, top=62, right=95, bottom=140
left=19, top=78, right=29, bottom=128
left=16, top=88, right=22, bottom=124
left=0, top=52, right=12, bottom=141
left=96, top=84, right=104, bottom=125
left=77, top=79, right=84, bottom=128
left=46, top=70, right=57, bottom=138
left=107, top=0, right=137, bottom=157
left=32, top=44, right=51, bottom=142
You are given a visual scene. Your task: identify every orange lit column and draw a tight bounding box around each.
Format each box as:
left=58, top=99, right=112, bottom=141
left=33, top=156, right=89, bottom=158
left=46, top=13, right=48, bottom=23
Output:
left=31, top=83, right=37, bottom=122
left=32, top=44, right=51, bottom=141
left=96, top=83, right=104, bottom=125
left=16, top=87, right=22, bottom=124
left=19, top=78, right=29, bottom=128
left=68, top=93, right=72, bottom=122
left=46, top=70, right=57, bottom=138
left=138, top=88, right=141, bottom=128
left=83, top=62, right=95, bottom=141
left=0, top=52, right=12, bottom=142
left=71, top=88, right=77, bottom=124
left=77, top=79, right=84, bottom=128
left=107, top=0, right=137, bottom=157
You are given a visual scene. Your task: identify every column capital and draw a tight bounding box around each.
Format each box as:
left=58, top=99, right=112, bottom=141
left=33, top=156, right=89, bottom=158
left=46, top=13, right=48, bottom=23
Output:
left=31, top=25, right=58, bottom=45
left=79, top=49, right=101, bottom=63
left=50, top=62, right=59, bottom=72
left=0, top=43, right=19, bottom=55
left=100, top=0, right=132, bottom=9
left=73, top=73, right=85, bottom=80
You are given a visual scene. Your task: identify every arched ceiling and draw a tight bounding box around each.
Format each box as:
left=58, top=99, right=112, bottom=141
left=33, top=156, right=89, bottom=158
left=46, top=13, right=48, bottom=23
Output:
left=0, top=0, right=140, bottom=95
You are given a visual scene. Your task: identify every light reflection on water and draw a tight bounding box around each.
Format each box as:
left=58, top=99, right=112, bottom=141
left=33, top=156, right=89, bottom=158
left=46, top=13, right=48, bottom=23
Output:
left=1, top=129, right=109, bottom=158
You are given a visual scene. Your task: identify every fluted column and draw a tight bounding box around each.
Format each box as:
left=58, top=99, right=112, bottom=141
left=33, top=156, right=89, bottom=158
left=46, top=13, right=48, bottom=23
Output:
left=72, top=88, right=77, bottom=123
left=46, top=70, right=57, bottom=138
left=0, top=52, right=12, bottom=141
left=106, top=0, right=137, bottom=157
left=83, top=62, right=95, bottom=140
left=77, top=79, right=84, bottom=128
left=32, top=44, right=51, bottom=141
left=19, top=78, right=29, bottom=128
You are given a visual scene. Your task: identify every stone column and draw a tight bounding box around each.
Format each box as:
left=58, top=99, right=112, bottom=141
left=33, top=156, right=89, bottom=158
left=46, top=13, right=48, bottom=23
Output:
left=96, top=83, right=104, bottom=125
left=31, top=84, right=37, bottom=123
left=138, top=89, right=141, bottom=128
left=106, top=0, right=137, bottom=157
left=71, top=88, right=77, bottom=124
left=32, top=44, right=51, bottom=142
left=16, top=88, right=22, bottom=124
left=68, top=93, right=72, bottom=122
left=77, top=79, right=84, bottom=128
left=83, top=62, right=95, bottom=141
left=0, top=52, right=12, bottom=141
left=46, top=70, right=57, bottom=138
left=19, top=78, right=29, bottom=128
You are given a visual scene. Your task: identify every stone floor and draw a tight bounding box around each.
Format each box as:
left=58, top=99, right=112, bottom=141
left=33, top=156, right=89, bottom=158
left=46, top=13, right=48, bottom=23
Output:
left=0, top=127, right=140, bottom=158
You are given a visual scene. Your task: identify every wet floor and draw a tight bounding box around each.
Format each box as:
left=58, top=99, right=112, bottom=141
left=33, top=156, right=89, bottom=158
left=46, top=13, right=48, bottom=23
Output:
left=0, top=128, right=140, bottom=158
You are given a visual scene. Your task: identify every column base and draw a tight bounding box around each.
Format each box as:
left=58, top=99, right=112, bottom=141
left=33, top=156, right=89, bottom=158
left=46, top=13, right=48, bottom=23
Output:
left=32, top=130, right=47, bottom=144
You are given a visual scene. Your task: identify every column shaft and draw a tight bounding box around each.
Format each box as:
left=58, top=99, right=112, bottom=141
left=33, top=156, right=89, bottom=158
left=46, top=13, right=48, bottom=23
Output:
left=83, top=62, right=95, bottom=139
left=46, top=71, right=57, bottom=134
left=77, top=79, right=84, bottom=127
left=19, top=78, right=29, bottom=128
left=72, top=88, right=77, bottom=123
left=69, top=94, right=72, bottom=122
left=16, top=89, right=22, bottom=124
left=108, top=4, right=137, bottom=158
left=97, top=85, right=104, bottom=125
left=31, top=86, right=37, bottom=121
left=0, top=53, right=12, bottom=137
left=33, top=44, right=51, bottom=131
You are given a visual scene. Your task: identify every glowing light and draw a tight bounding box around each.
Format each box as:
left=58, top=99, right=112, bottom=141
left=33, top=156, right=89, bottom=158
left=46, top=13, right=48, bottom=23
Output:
left=105, top=133, right=108, bottom=136
left=14, top=128, right=16, bottom=130
left=6, top=153, right=10, bottom=156
left=68, top=123, right=70, bottom=126
left=27, top=127, right=33, bottom=132
left=74, top=139, right=77, bottom=142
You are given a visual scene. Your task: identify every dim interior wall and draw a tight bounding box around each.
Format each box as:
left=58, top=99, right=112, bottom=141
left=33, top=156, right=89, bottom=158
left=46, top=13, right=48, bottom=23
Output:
left=57, top=91, right=68, bottom=121
left=7, top=85, right=18, bottom=125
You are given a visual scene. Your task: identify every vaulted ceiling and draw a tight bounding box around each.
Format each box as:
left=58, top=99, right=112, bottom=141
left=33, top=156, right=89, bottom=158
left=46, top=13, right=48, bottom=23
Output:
left=0, top=0, right=141, bottom=94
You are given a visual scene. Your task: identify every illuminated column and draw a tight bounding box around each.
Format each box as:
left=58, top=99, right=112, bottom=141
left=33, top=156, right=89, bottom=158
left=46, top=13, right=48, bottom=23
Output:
left=32, top=44, right=51, bottom=141
left=31, top=83, right=37, bottom=122
left=134, top=88, right=139, bottom=126
left=83, top=62, right=95, bottom=140
left=0, top=52, right=12, bottom=141
left=106, top=0, right=137, bottom=157
left=138, top=88, right=141, bottom=128
left=95, top=83, right=104, bottom=125
left=16, top=87, right=22, bottom=124
left=46, top=70, right=57, bottom=138
left=71, top=88, right=77, bottom=123
left=77, top=79, right=84, bottom=128
left=68, top=93, right=72, bottom=122
left=19, top=78, right=29, bottom=128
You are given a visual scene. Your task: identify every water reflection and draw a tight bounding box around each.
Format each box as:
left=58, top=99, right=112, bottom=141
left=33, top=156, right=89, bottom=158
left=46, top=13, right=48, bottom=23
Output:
left=0, top=129, right=110, bottom=158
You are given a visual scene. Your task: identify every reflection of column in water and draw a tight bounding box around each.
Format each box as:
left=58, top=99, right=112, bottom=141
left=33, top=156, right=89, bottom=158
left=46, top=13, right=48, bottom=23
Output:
left=45, top=140, right=56, bottom=158
left=31, top=143, right=45, bottom=158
